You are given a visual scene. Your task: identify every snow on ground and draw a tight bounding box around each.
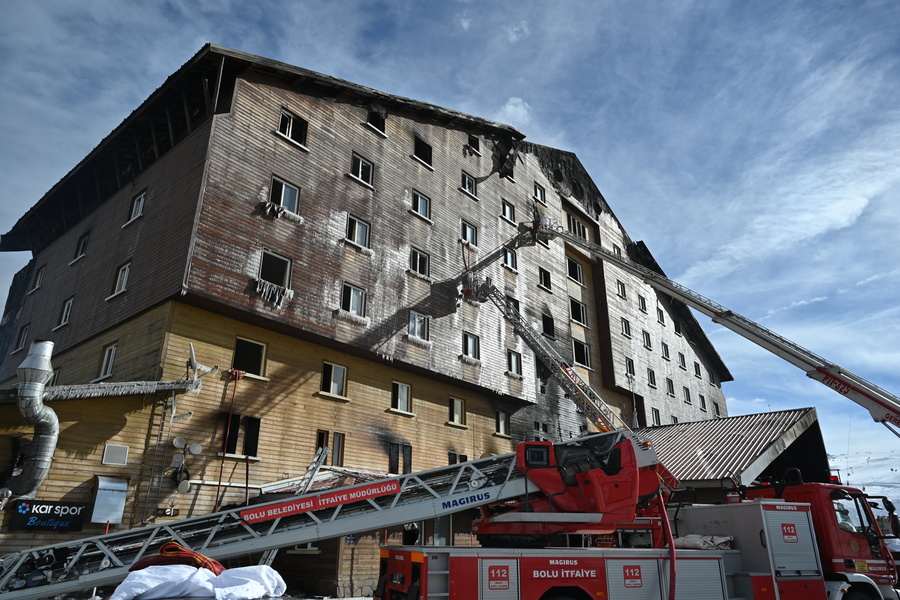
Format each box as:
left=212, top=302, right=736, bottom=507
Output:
left=829, top=449, right=900, bottom=500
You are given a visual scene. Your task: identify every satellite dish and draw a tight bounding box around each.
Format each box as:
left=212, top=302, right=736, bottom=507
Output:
left=186, top=342, right=219, bottom=380
left=177, top=479, right=192, bottom=494
left=188, top=443, right=203, bottom=455
left=189, top=343, right=198, bottom=373
left=173, top=437, right=186, bottom=449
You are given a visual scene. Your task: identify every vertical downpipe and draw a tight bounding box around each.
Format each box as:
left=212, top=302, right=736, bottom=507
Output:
left=0, top=341, right=57, bottom=508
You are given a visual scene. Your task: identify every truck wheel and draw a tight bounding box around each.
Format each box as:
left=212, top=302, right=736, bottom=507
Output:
left=843, top=591, right=870, bottom=600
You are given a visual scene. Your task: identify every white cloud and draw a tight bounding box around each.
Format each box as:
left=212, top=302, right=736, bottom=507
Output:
left=494, top=97, right=532, bottom=128
left=505, top=20, right=530, bottom=43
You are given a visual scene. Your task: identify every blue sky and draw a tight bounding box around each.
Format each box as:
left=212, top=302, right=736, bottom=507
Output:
left=1, top=1, right=898, bottom=455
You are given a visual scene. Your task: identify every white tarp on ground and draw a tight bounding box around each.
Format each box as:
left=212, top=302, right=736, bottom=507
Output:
left=109, top=565, right=286, bottom=600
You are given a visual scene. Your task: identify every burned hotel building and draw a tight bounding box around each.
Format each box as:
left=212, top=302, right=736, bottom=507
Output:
left=0, top=45, right=730, bottom=596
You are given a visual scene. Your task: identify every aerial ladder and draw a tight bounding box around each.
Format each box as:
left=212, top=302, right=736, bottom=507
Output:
left=0, top=430, right=658, bottom=600
left=516, top=216, right=900, bottom=438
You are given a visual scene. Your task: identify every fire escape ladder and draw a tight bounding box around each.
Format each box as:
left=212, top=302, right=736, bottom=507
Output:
left=139, top=393, right=176, bottom=524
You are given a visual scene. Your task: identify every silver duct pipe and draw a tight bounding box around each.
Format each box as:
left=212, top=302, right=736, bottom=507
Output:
left=0, top=340, right=57, bottom=509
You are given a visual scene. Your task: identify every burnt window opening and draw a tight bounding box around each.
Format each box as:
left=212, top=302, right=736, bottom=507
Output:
left=222, top=414, right=261, bottom=457
left=541, top=313, right=555, bottom=338
left=259, top=251, right=291, bottom=288
left=278, top=110, right=309, bottom=147
left=367, top=111, right=386, bottom=133
left=413, top=136, right=433, bottom=166
left=316, top=430, right=345, bottom=466
left=390, top=442, right=412, bottom=474
left=232, top=338, right=266, bottom=377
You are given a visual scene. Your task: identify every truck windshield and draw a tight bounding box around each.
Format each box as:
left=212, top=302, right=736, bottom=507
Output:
left=832, top=493, right=868, bottom=534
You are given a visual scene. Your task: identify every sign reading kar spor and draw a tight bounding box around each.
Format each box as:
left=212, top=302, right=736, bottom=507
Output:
left=10, top=500, right=88, bottom=532
left=240, top=480, right=401, bottom=523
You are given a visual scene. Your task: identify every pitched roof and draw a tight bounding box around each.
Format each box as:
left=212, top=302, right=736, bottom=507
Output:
left=639, top=407, right=827, bottom=487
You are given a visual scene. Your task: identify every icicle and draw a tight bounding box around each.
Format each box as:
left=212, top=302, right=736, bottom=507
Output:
left=255, top=279, right=293, bottom=308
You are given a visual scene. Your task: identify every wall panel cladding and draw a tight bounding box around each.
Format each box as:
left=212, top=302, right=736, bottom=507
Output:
left=189, top=72, right=545, bottom=404
left=133, top=303, right=520, bottom=514
left=0, top=125, right=211, bottom=383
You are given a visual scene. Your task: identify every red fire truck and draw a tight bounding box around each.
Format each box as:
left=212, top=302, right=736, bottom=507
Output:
left=374, top=437, right=900, bottom=600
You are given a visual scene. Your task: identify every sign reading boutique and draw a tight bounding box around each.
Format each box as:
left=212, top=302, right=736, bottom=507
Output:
left=10, top=499, right=88, bottom=532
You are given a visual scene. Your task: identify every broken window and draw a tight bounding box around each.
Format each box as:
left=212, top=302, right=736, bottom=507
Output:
left=570, top=298, right=587, bottom=326
left=341, top=283, right=366, bottom=316
left=542, top=313, right=555, bottom=338
left=410, top=248, right=430, bottom=277
left=413, top=136, right=433, bottom=166
left=411, top=190, right=431, bottom=219
left=573, top=340, right=590, bottom=368
left=566, top=257, right=583, bottom=283
left=350, top=153, right=374, bottom=186
left=367, top=111, right=385, bottom=134
left=321, top=362, right=347, bottom=397
left=461, top=171, right=477, bottom=197
left=316, top=430, right=345, bottom=466
left=408, top=311, right=429, bottom=340
left=259, top=251, right=290, bottom=288
left=389, top=442, right=412, bottom=474
left=467, top=135, right=480, bottom=155
left=271, top=177, right=300, bottom=214
left=232, top=338, right=266, bottom=377
left=278, top=109, right=309, bottom=147
left=346, top=215, right=370, bottom=248
left=538, top=267, right=551, bottom=290
left=391, top=381, right=411, bottom=412
left=222, top=415, right=261, bottom=457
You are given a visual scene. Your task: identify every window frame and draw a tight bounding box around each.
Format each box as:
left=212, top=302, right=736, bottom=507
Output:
left=666, top=378, right=675, bottom=396
left=461, top=171, right=477, bottom=198
left=410, top=247, right=430, bottom=277
left=503, top=247, right=517, bottom=271
left=647, top=368, right=657, bottom=388
left=346, top=214, right=371, bottom=248
left=411, top=190, right=431, bottom=220
left=496, top=410, right=510, bottom=436
left=616, top=280, right=627, bottom=299
left=413, top=136, right=433, bottom=167
left=573, top=339, right=591, bottom=368
left=73, top=233, right=89, bottom=262
left=570, top=297, right=587, bottom=326
left=259, top=250, right=291, bottom=288
left=621, top=318, right=631, bottom=337
left=683, top=387, right=692, bottom=404
left=408, top=310, right=430, bottom=341
left=350, top=153, right=375, bottom=187
left=542, top=313, right=555, bottom=338
left=461, top=220, right=478, bottom=246
left=566, top=257, right=583, bottom=283
left=277, top=109, right=309, bottom=149
left=321, top=361, right=348, bottom=398
left=232, top=337, right=267, bottom=378
left=391, top=381, right=412, bottom=413
left=652, top=408, right=661, bottom=426
left=29, top=265, right=45, bottom=292
left=507, top=349, right=522, bottom=376
left=341, top=282, right=367, bottom=317
left=448, top=397, right=466, bottom=426
left=533, top=182, right=546, bottom=204
left=97, top=342, right=117, bottom=381
left=270, top=176, right=301, bottom=215
left=642, top=330, right=652, bottom=349
left=107, top=262, right=131, bottom=299
left=125, top=192, right=145, bottom=224
left=366, top=111, right=386, bottom=135
left=56, top=296, right=74, bottom=328
left=13, top=324, right=29, bottom=352
left=462, top=331, right=480, bottom=360
left=538, top=267, right=552, bottom=291
left=501, top=199, right=515, bottom=223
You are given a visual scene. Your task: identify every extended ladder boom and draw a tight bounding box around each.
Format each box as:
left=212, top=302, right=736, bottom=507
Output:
left=531, top=219, right=900, bottom=438
left=0, top=432, right=633, bottom=600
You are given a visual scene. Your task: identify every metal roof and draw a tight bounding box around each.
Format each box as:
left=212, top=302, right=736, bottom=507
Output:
left=638, top=407, right=824, bottom=487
